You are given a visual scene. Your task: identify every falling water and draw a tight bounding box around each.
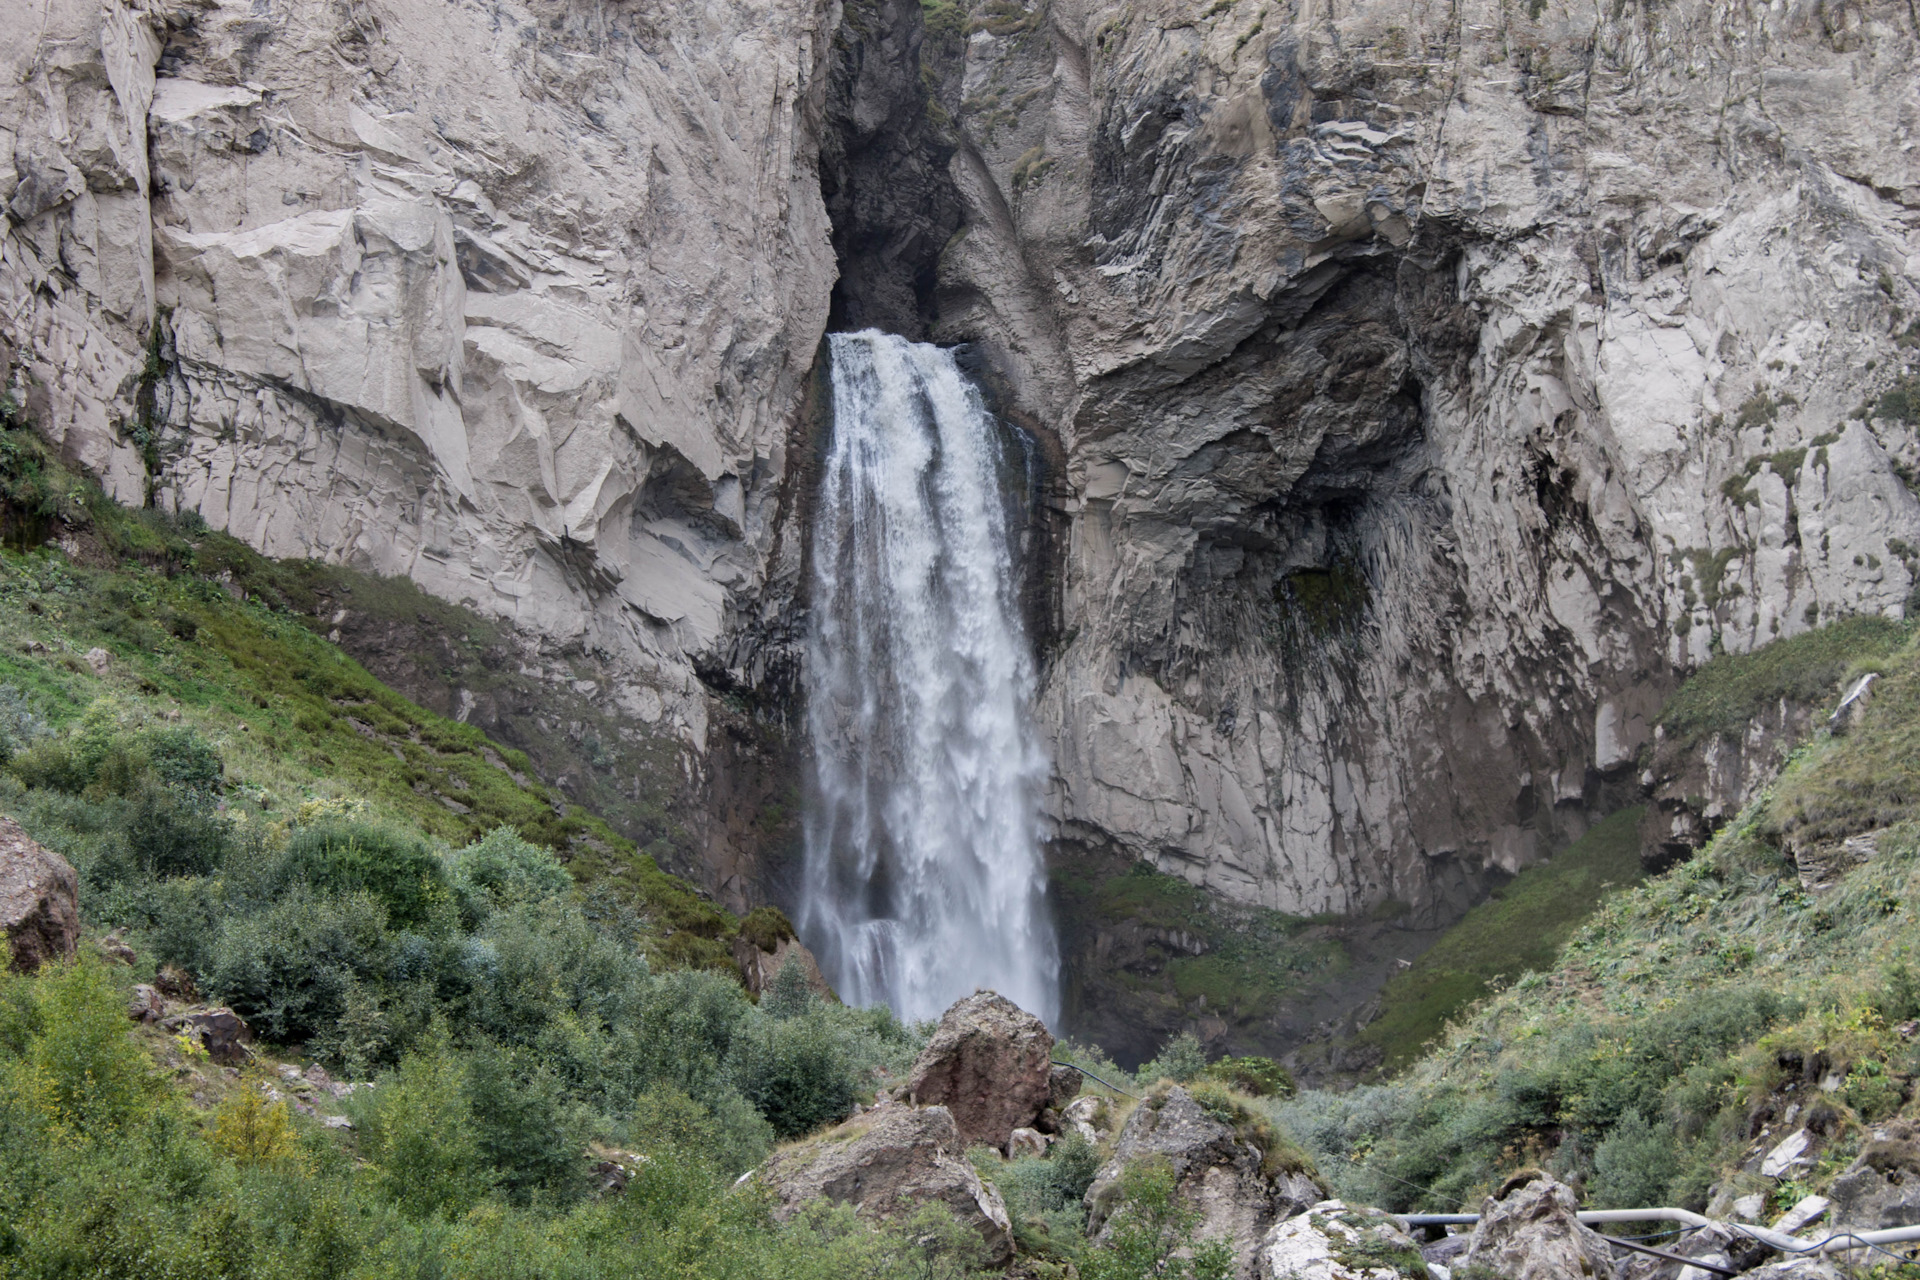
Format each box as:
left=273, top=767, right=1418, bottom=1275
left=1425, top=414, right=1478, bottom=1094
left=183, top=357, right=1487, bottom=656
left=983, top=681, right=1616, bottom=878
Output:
left=797, top=330, right=1059, bottom=1025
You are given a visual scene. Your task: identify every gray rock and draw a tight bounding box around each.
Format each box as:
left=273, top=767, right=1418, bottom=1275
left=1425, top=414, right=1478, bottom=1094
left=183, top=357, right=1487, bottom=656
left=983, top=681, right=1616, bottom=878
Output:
left=759, top=1102, right=1013, bottom=1266
left=1460, top=1173, right=1615, bottom=1280
left=907, top=991, right=1055, bottom=1152
left=1256, top=1201, right=1428, bottom=1280
left=162, top=1007, right=254, bottom=1066
left=1829, top=1123, right=1920, bottom=1232
left=0, top=816, right=79, bottom=972
left=1087, top=1087, right=1325, bottom=1278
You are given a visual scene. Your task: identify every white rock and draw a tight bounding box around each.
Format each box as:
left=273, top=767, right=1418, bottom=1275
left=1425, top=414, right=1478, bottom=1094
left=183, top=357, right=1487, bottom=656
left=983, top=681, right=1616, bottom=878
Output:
left=1762, top=1129, right=1812, bottom=1178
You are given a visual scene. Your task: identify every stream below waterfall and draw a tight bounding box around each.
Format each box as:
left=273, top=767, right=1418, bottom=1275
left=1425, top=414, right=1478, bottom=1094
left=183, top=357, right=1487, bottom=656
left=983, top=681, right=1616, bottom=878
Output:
left=796, top=330, right=1059, bottom=1024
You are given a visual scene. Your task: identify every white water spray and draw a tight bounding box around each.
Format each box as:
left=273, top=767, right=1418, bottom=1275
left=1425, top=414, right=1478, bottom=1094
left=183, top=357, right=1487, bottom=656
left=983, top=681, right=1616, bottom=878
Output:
left=797, top=330, right=1058, bottom=1024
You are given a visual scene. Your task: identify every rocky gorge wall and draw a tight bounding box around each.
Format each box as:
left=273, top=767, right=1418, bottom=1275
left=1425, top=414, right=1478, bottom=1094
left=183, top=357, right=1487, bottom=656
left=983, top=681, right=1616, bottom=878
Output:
left=4, top=0, right=1920, bottom=969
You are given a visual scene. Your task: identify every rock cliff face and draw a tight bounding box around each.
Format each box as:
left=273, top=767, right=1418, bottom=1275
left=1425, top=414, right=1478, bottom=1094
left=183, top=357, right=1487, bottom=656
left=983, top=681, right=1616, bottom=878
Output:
left=914, top=0, right=1920, bottom=928
left=6, top=0, right=1920, bottom=975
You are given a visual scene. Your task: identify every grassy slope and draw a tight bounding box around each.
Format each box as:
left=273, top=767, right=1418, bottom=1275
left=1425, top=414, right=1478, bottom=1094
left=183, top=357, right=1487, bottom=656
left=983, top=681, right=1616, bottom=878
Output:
left=1355, top=806, right=1647, bottom=1072
left=1278, top=619, right=1920, bottom=1218
left=0, top=420, right=739, bottom=968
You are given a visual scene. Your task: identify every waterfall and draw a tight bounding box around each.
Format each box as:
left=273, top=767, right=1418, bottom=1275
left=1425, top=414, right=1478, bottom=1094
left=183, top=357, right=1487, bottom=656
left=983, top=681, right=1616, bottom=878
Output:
left=797, top=330, right=1059, bottom=1025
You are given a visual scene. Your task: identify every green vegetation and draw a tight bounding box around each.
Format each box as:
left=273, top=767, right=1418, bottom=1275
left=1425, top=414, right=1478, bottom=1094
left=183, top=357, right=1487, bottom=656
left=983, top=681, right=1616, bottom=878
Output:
left=1355, top=807, right=1647, bottom=1071
left=1277, top=621, right=1920, bottom=1219
left=1876, top=375, right=1920, bottom=425
left=1080, top=1160, right=1234, bottom=1280
left=1273, top=560, right=1369, bottom=638
left=1656, top=613, right=1907, bottom=751
left=0, top=956, right=991, bottom=1278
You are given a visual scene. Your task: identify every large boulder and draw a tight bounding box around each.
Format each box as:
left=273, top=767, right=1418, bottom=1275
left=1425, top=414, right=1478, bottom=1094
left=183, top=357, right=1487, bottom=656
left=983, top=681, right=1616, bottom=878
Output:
left=1087, top=1086, right=1325, bottom=1278
left=760, top=1101, right=1013, bottom=1265
left=906, top=991, right=1054, bottom=1151
left=1459, top=1173, right=1616, bottom=1280
left=0, top=816, right=79, bottom=972
left=1828, top=1122, right=1920, bottom=1232
left=1256, top=1200, right=1427, bottom=1280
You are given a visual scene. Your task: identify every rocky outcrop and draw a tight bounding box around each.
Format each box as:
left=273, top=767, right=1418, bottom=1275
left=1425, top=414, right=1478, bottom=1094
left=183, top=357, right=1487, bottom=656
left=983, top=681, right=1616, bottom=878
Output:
left=759, top=1101, right=1014, bottom=1265
left=1255, top=1201, right=1427, bottom=1280
left=732, top=932, right=835, bottom=1003
left=1459, top=1173, right=1616, bottom=1280
left=1087, top=1086, right=1324, bottom=1276
left=162, top=1006, right=254, bottom=1065
left=1828, top=1122, right=1920, bottom=1232
left=0, top=817, right=80, bottom=971
left=907, top=991, right=1056, bottom=1151
left=1639, top=700, right=1820, bottom=873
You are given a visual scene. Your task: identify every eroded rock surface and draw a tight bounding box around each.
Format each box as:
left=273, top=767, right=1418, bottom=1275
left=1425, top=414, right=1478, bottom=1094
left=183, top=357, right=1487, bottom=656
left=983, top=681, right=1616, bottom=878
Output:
left=1256, top=1201, right=1427, bottom=1280
left=907, top=991, right=1057, bottom=1151
left=759, top=1101, right=1014, bottom=1265
left=0, top=817, right=80, bottom=972
left=1459, top=1173, right=1616, bottom=1280
left=1087, top=1086, right=1324, bottom=1277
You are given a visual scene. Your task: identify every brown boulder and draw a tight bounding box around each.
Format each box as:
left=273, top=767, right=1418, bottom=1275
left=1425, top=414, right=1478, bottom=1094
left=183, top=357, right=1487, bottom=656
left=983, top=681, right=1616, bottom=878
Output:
left=760, top=1101, right=1013, bottom=1265
left=163, top=1007, right=254, bottom=1065
left=0, top=816, right=79, bottom=972
left=907, top=991, right=1054, bottom=1151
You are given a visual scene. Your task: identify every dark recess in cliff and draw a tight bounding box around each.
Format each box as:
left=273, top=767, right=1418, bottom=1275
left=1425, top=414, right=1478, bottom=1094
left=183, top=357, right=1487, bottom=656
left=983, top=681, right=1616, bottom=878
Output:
left=819, top=0, right=967, bottom=338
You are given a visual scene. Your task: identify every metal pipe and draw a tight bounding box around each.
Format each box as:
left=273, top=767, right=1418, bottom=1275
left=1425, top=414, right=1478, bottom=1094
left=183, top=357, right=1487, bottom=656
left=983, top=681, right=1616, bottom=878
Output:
left=1397, top=1208, right=1920, bottom=1259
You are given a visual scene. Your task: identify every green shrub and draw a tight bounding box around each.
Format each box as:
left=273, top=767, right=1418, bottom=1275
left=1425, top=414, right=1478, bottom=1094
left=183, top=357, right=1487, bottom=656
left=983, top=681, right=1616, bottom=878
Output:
left=282, top=820, right=447, bottom=930
left=206, top=888, right=395, bottom=1045
left=0, top=959, right=157, bottom=1140
left=1588, top=1111, right=1682, bottom=1208
left=361, top=1033, right=497, bottom=1220
left=729, top=1014, right=856, bottom=1139
left=1205, top=1055, right=1294, bottom=1098
left=1138, top=1031, right=1208, bottom=1084
left=448, top=826, right=570, bottom=917
left=463, top=1043, right=589, bottom=1205
left=124, top=787, right=230, bottom=879
left=737, top=905, right=796, bottom=953
left=761, top=953, right=821, bottom=1020
left=1084, top=1158, right=1234, bottom=1280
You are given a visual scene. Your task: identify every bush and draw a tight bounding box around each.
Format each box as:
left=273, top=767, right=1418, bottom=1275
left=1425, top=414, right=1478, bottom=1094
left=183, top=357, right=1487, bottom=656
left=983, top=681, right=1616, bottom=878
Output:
left=0, top=959, right=157, bottom=1140
left=361, top=1034, right=497, bottom=1220
left=1588, top=1111, right=1681, bottom=1208
left=124, top=787, right=229, bottom=879
left=463, top=1043, right=588, bottom=1205
left=729, top=1014, right=856, bottom=1139
left=206, top=889, right=395, bottom=1045
left=1137, top=1031, right=1208, bottom=1084
left=1083, top=1158, right=1234, bottom=1280
left=448, top=827, right=570, bottom=917
left=282, top=820, right=447, bottom=930
left=737, top=905, right=797, bottom=953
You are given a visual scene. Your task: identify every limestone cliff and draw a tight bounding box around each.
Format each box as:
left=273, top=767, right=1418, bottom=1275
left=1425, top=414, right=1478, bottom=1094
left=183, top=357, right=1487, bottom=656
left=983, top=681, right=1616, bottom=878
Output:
left=5, top=0, right=1920, bottom=969
left=913, top=0, right=1920, bottom=928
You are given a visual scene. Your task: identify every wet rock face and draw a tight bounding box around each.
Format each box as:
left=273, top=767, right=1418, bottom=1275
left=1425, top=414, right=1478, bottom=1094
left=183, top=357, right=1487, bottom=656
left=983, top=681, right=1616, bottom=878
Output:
left=0, top=818, right=80, bottom=972
left=759, top=1101, right=1014, bottom=1265
left=907, top=991, right=1056, bottom=1151
left=10, top=0, right=1920, bottom=965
